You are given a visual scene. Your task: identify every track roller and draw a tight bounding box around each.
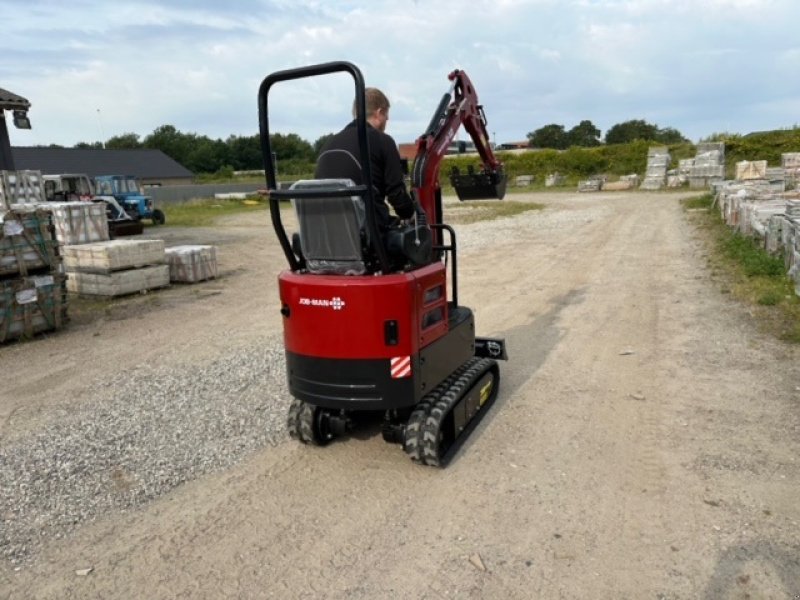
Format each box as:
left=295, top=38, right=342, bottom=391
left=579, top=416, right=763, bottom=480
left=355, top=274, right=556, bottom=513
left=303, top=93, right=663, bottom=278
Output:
left=403, top=357, right=500, bottom=467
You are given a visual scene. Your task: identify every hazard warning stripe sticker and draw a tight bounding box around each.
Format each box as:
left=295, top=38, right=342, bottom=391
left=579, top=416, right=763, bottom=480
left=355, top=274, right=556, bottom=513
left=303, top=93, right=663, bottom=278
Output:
left=390, top=356, right=412, bottom=378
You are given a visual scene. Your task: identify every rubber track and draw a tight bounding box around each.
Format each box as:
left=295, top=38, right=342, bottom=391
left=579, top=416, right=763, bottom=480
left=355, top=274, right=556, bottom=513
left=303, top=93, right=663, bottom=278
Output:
left=402, top=359, right=475, bottom=463
left=406, top=357, right=498, bottom=466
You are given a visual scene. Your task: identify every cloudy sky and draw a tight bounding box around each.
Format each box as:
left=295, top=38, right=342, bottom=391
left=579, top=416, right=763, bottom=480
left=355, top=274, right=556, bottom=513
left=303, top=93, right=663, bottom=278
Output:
left=2, top=0, right=799, bottom=149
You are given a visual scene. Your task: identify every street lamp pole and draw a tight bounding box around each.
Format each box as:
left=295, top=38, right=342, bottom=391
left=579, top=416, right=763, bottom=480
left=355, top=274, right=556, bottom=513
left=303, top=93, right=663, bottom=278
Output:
left=96, top=108, right=106, bottom=148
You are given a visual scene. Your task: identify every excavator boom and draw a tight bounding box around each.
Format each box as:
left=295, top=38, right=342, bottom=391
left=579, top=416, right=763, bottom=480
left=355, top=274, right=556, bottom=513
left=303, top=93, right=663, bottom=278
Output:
left=411, top=69, right=506, bottom=221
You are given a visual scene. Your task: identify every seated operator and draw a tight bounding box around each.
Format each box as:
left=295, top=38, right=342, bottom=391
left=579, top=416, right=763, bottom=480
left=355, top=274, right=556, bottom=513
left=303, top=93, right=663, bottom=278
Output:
left=315, top=87, right=416, bottom=230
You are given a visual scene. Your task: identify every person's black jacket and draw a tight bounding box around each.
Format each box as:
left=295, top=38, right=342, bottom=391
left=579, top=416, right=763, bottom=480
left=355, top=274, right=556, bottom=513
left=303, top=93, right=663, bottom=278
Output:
left=315, top=120, right=415, bottom=228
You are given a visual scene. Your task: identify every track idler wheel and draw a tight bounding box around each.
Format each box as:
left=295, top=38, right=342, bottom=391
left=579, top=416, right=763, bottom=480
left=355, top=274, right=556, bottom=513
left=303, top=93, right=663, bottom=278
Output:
left=287, top=398, right=350, bottom=446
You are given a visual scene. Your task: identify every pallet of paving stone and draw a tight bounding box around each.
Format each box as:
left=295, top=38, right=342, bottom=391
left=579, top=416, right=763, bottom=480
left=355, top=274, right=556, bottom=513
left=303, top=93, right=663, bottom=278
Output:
left=40, top=201, right=110, bottom=246
left=0, top=170, right=46, bottom=209
left=736, top=160, right=767, bottom=181
left=0, top=207, right=60, bottom=277
left=62, top=239, right=165, bottom=274
left=66, top=264, right=169, bottom=297
left=165, top=245, right=218, bottom=283
left=0, top=273, right=67, bottom=343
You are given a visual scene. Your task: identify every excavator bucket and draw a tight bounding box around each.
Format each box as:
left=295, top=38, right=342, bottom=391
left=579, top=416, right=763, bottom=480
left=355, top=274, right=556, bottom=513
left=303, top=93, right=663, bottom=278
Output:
left=449, top=166, right=506, bottom=201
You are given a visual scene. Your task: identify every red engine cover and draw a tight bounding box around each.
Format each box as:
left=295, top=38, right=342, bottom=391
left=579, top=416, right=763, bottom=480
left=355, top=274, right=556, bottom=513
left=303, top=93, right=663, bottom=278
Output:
left=279, top=262, right=448, bottom=360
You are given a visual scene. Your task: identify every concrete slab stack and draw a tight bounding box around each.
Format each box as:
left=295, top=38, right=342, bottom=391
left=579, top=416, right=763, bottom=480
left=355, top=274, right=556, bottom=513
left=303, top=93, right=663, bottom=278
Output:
left=640, top=147, right=670, bottom=190
left=63, top=239, right=169, bottom=297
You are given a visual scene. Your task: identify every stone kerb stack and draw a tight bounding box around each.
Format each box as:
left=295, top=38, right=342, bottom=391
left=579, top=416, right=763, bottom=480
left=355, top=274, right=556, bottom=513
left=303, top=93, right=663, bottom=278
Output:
left=63, top=239, right=169, bottom=297
left=0, top=205, right=68, bottom=342
left=717, top=181, right=800, bottom=296
left=640, top=147, right=670, bottom=190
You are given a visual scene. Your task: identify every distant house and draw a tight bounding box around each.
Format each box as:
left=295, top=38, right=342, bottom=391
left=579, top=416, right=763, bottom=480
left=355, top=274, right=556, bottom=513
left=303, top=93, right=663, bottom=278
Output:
left=10, top=147, right=194, bottom=186
left=497, top=141, right=529, bottom=150
left=398, top=143, right=417, bottom=161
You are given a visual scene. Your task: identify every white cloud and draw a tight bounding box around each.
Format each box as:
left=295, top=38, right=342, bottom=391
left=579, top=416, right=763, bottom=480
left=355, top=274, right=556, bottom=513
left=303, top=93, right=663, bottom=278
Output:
left=2, top=0, right=800, bottom=147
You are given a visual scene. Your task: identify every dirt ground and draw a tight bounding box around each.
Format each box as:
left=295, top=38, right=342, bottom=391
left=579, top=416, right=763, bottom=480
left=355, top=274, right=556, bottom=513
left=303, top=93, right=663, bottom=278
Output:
left=2, top=191, right=800, bottom=599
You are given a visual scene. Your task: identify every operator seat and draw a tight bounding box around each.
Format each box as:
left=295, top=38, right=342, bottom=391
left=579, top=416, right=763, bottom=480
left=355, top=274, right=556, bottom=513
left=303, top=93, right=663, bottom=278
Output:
left=290, top=179, right=368, bottom=275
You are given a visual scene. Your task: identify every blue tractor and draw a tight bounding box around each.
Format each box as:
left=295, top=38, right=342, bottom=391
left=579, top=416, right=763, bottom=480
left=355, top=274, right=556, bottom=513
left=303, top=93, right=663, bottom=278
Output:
left=94, top=175, right=166, bottom=225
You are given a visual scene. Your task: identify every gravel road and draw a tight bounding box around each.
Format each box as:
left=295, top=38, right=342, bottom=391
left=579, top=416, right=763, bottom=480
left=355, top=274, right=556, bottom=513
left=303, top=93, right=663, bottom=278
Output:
left=1, top=190, right=799, bottom=599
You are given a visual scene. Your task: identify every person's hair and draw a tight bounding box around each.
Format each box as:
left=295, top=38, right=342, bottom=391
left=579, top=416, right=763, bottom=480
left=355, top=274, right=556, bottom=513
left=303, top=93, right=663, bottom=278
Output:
left=353, top=87, right=390, bottom=118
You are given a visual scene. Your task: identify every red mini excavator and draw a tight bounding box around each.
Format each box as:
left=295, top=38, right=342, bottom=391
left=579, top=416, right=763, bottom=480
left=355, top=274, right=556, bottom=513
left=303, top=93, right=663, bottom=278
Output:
left=258, top=61, right=508, bottom=466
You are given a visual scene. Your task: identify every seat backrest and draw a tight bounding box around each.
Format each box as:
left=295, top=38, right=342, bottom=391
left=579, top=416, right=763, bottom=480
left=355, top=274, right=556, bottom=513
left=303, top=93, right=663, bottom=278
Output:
left=290, top=179, right=367, bottom=275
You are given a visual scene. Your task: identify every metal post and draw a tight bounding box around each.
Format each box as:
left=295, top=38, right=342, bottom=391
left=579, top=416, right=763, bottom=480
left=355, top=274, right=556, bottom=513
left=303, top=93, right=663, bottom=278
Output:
left=0, top=111, right=16, bottom=170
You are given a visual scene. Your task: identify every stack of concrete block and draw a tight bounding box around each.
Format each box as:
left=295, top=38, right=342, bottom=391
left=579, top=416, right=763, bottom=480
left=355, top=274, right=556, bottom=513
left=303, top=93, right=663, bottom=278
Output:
left=667, top=159, right=695, bottom=187
left=165, top=245, right=217, bottom=283
left=513, top=175, right=534, bottom=187
left=0, top=170, right=46, bottom=209
left=545, top=172, right=565, bottom=187
left=63, top=239, right=169, bottom=296
left=782, top=153, right=800, bottom=186
left=640, top=147, right=670, bottom=190
left=765, top=167, right=786, bottom=192
left=688, top=143, right=725, bottom=188
left=0, top=206, right=68, bottom=342
left=577, top=177, right=604, bottom=192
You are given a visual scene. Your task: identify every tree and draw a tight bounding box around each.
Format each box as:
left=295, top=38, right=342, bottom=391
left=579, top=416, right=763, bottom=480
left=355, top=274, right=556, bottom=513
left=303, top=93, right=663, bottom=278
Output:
left=105, top=132, right=142, bottom=149
left=655, top=127, right=688, bottom=144
left=185, top=137, right=230, bottom=173
left=226, top=134, right=262, bottom=170
left=527, top=124, right=569, bottom=149
left=74, top=141, right=103, bottom=149
left=143, top=125, right=195, bottom=166
left=604, top=119, right=659, bottom=144
left=270, top=132, right=314, bottom=162
left=567, top=120, right=602, bottom=147
left=313, top=133, right=335, bottom=157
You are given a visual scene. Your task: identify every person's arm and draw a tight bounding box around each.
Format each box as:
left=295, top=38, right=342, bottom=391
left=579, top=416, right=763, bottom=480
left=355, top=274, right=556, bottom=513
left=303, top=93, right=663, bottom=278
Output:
left=381, top=135, right=415, bottom=219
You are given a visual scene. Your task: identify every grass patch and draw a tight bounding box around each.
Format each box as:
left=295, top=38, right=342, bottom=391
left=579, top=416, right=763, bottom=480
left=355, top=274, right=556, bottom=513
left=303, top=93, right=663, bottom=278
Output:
left=158, top=197, right=269, bottom=227
left=682, top=193, right=800, bottom=343
left=157, top=194, right=542, bottom=229
left=444, top=200, right=545, bottom=225
left=682, top=195, right=714, bottom=210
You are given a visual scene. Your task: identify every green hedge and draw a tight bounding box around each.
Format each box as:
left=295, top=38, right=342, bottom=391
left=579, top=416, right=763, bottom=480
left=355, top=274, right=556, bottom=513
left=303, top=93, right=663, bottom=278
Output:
left=231, top=129, right=800, bottom=187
